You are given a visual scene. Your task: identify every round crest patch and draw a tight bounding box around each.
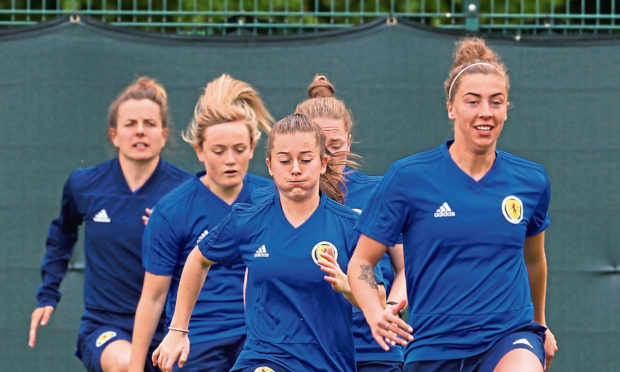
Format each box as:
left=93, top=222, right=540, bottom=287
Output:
left=95, top=331, right=117, bottom=348
left=311, top=241, right=338, bottom=265
left=502, top=195, right=523, bottom=224
left=253, top=368, right=275, bottom=372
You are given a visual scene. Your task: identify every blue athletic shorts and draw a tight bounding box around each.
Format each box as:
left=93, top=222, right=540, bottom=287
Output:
left=404, top=323, right=546, bottom=372
left=357, top=360, right=404, bottom=371
left=76, top=323, right=131, bottom=372
left=174, top=334, right=245, bottom=372
left=76, top=317, right=161, bottom=372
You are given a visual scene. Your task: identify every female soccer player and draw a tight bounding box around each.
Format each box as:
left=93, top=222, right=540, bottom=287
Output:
left=296, top=75, right=406, bottom=371
left=129, top=74, right=273, bottom=372
left=348, top=37, right=558, bottom=372
left=152, top=113, right=380, bottom=372
left=28, top=77, right=191, bottom=372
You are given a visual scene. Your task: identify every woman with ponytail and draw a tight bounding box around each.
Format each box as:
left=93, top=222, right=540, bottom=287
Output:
left=296, top=75, right=406, bottom=372
left=130, top=74, right=273, bottom=372
left=152, top=113, right=379, bottom=372
left=349, top=37, right=558, bottom=372
left=29, top=77, right=191, bottom=372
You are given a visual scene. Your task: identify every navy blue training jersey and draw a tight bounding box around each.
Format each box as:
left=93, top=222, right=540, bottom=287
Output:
left=37, top=158, right=191, bottom=329
left=198, top=192, right=360, bottom=372
left=142, top=172, right=272, bottom=344
left=356, top=140, right=551, bottom=363
left=343, top=169, right=404, bottom=363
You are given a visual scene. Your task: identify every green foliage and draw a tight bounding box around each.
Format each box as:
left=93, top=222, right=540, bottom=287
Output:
left=1, top=0, right=616, bottom=34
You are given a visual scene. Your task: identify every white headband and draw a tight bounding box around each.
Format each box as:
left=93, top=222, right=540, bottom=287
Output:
left=448, top=62, right=496, bottom=101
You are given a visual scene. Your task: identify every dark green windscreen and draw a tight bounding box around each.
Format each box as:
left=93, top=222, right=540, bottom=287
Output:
left=1, top=16, right=617, bottom=371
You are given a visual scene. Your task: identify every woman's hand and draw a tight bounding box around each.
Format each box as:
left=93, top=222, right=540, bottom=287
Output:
left=318, top=248, right=349, bottom=293
left=367, top=299, right=412, bottom=350
left=151, top=330, right=190, bottom=372
left=142, top=208, right=152, bottom=226
left=28, top=306, right=55, bottom=347
left=544, top=328, right=558, bottom=370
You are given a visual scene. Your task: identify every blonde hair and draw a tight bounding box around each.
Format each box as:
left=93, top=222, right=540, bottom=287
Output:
left=295, top=74, right=359, bottom=170
left=182, top=74, right=273, bottom=147
left=108, top=76, right=169, bottom=129
left=295, top=75, right=355, bottom=136
left=444, top=37, right=510, bottom=102
left=266, top=114, right=345, bottom=203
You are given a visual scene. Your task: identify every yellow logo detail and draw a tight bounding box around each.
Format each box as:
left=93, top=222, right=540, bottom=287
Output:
left=311, top=241, right=338, bottom=265
left=95, top=331, right=117, bottom=348
left=502, top=195, right=523, bottom=224
left=253, top=368, right=275, bottom=372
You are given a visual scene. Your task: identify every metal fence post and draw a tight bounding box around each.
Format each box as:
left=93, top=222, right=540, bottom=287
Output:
left=464, top=0, right=480, bottom=32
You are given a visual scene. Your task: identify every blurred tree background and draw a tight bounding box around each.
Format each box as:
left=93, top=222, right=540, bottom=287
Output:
left=1, top=1, right=617, bottom=34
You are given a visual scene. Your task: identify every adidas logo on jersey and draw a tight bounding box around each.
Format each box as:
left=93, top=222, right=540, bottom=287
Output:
left=512, top=338, right=533, bottom=349
left=253, top=244, right=269, bottom=258
left=93, top=209, right=111, bottom=223
left=434, top=202, right=455, bottom=217
left=196, top=229, right=209, bottom=244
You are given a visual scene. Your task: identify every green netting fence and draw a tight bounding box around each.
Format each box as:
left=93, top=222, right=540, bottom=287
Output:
left=1, top=0, right=620, bottom=35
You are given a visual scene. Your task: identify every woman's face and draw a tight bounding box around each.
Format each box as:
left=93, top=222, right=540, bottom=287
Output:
left=266, top=131, right=328, bottom=202
left=313, top=117, right=350, bottom=175
left=447, top=73, right=508, bottom=155
left=194, top=121, right=255, bottom=194
left=109, top=99, right=168, bottom=164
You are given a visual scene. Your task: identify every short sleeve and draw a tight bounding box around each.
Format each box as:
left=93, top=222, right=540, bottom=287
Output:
left=395, top=234, right=404, bottom=245
left=197, top=213, right=241, bottom=266
left=142, top=207, right=182, bottom=275
left=356, top=163, right=410, bottom=247
left=526, top=170, right=551, bottom=236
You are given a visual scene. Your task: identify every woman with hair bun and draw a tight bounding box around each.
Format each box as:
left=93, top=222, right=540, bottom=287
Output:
left=29, top=77, right=191, bottom=372
left=296, top=75, right=406, bottom=372
left=152, top=113, right=393, bottom=372
left=349, top=37, right=558, bottom=372
left=129, top=74, right=274, bottom=372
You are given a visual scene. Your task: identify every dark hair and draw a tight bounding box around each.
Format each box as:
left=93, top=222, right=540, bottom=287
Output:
left=266, top=114, right=345, bottom=203
left=107, top=76, right=169, bottom=130
left=444, top=37, right=509, bottom=102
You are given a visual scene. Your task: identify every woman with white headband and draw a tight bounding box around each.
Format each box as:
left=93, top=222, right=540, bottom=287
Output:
left=348, top=37, right=558, bottom=372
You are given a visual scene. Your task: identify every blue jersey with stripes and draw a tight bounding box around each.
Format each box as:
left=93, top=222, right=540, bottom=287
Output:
left=356, top=140, right=551, bottom=363
left=343, top=169, right=404, bottom=363
left=198, top=192, right=360, bottom=372
left=36, top=158, right=191, bottom=331
left=142, top=172, right=272, bottom=343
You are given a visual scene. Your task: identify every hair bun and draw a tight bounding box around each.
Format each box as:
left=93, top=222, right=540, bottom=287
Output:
left=135, top=76, right=167, bottom=99
left=444, top=37, right=509, bottom=101
left=307, top=75, right=335, bottom=98
left=452, top=37, right=499, bottom=68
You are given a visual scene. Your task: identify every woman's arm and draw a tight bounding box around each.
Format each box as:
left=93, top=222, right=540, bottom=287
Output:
left=128, top=273, right=172, bottom=372
left=523, top=231, right=557, bottom=370
left=348, top=235, right=412, bottom=350
left=152, top=247, right=214, bottom=372
left=386, top=243, right=407, bottom=310
left=318, top=248, right=376, bottom=308
left=30, top=176, right=81, bottom=348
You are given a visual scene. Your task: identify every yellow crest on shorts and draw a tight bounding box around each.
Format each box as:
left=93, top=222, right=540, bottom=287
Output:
left=95, top=331, right=117, bottom=348
left=253, top=367, right=275, bottom=372
left=311, top=241, right=338, bottom=265
left=502, top=195, right=523, bottom=224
